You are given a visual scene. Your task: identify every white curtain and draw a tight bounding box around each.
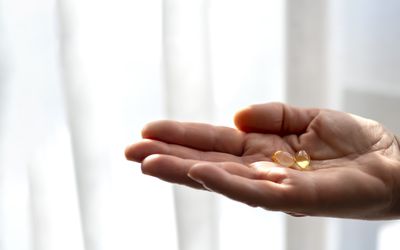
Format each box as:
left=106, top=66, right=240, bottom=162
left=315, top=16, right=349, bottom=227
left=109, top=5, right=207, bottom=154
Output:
left=0, top=0, right=399, bottom=250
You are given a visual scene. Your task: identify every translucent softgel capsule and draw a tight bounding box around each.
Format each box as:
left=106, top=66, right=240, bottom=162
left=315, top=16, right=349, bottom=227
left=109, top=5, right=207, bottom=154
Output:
left=295, top=150, right=311, bottom=169
left=272, top=150, right=296, bottom=167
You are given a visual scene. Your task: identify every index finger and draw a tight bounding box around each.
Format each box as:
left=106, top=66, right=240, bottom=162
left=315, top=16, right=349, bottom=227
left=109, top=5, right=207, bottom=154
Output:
left=142, top=120, right=245, bottom=156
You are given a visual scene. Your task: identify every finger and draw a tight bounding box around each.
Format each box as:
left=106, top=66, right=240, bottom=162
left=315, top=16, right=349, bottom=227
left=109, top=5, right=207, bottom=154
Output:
left=188, top=163, right=288, bottom=210
left=125, top=139, right=242, bottom=163
left=141, top=120, right=245, bottom=155
left=249, top=161, right=293, bottom=183
left=141, top=154, right=204, bottom=189
left=234, top=102, right=319, bottom=135
left=141, top=154, right=258, bottom=189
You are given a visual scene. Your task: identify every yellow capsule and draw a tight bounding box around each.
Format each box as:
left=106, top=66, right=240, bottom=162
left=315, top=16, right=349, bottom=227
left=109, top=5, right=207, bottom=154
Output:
left=272, top=150, right=296, bottom=167
left=295, top=150, right=311, bottom=169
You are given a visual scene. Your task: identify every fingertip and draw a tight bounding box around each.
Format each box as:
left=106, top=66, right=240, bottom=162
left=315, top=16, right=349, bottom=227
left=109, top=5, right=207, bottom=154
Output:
left=125, top=144, right=134, bottom=160
left=125, top=143, right=143, bottom=162
left=233, top=102, right=285, bottom=132
left=141, top=154, right=163, bottom=175
left=188, top=163, right=215, bottom=181
left=189, top=163, right=226, bottom=182
left=141, top=121, right=159, bottom=138
left=141, top=124, right=150, bottom=138
left=124, top=139, right=165, bottom=162
left=188, top=163, right=226, bottom=191
left=233, top=106, right=253, bottom=131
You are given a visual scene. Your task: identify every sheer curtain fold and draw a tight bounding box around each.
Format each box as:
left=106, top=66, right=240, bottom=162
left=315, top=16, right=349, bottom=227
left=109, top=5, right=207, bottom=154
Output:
left=59, top=1, right=178, bottom=250
left=210, top=1, right=286, bottom=250
left=0, top=0, right=83, bottom=249
left=3, top=0, right=399, bottom=250
left=164, top=1, right=287, bottom=250
left=285, top=1, right=330, bottom=250
left=163, top=1, right=219, bottom=250
left=0, top=0, right=286, bottom=249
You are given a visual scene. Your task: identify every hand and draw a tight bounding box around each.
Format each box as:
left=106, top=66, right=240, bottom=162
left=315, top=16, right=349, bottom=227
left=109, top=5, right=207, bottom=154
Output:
left=125, top=103, right=400, bottom=219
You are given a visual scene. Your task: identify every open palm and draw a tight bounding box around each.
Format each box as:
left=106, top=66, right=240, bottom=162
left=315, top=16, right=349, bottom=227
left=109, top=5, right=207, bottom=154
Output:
left=125, top=103, right=400, bottom=219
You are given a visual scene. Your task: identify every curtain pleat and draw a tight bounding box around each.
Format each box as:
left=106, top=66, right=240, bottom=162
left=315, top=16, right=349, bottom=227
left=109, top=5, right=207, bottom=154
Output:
left=0, top=0, right=84, bottom=249
left=59, top=0, right=178, bottom=249
left=162, top=1, right=219, bottom=250
left=284, top=1, right=331, bottom=250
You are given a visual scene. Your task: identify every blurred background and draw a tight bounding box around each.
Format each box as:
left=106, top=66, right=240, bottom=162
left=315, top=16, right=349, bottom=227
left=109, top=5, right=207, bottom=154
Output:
left=0, top=0, right=399, bottom=249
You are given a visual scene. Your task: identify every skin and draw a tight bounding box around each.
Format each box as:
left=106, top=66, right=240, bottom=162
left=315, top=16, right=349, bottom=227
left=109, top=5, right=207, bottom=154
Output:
left=125, top=103, right=400, bottom=220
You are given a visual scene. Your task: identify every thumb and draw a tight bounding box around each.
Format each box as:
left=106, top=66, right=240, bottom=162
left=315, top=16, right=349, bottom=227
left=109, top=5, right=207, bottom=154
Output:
left=234, top=102, right=319, bottom=135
